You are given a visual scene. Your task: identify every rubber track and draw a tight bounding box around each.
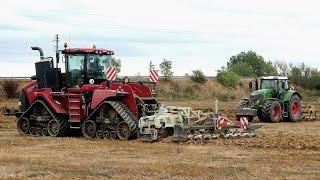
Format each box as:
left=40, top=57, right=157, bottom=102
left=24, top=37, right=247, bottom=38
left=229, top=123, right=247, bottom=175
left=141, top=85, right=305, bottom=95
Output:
left=86, top=101, right=138, bottom=136
left=19, top=100, right=69, bottom=136
left=107, top=101, right=138, bottom=134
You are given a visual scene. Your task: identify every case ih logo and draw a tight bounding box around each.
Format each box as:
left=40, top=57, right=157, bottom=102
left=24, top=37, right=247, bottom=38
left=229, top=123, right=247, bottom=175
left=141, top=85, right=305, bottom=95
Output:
left=106, top=67, right=116, bottom=81
left=149, top=69, right=158, bottom=83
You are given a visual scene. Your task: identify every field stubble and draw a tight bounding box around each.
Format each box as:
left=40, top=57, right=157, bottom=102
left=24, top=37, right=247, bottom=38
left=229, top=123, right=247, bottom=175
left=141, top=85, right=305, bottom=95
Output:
left=0, top=99, right=319, bottom=179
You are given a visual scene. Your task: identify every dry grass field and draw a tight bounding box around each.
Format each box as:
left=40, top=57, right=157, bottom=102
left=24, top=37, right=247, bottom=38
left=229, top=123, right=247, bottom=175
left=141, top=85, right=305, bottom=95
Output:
left=0, top=99, right=319, bottom=179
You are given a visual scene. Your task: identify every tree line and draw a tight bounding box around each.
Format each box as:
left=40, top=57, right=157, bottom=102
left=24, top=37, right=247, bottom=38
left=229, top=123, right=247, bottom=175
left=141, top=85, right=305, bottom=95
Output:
left=115, top=51, right=320, bottom=90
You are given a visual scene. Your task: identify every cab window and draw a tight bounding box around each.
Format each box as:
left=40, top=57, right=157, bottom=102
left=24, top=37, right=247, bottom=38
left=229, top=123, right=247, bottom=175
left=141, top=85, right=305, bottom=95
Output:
left=66, top=54, right=85, bottom=87
left=87, top=54, right=112, bottom=80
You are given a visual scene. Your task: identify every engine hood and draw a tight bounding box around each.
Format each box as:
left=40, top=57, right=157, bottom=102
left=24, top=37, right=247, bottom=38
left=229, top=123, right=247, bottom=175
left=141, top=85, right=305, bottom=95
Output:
left=249, top=89, right=273, bottom=106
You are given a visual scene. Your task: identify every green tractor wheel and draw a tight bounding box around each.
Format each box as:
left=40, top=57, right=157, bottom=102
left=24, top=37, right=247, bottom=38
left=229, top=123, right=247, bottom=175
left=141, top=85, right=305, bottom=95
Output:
left=259, top=100, right=282, bottom=123
left=288, top=95, right=302, bottom=122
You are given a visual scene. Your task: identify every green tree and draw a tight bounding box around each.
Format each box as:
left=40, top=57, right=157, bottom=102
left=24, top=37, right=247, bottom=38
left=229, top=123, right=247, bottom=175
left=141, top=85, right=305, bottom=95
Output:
left=263, top=61, right=277, bottom=76
left=228, top=51, right=276, bottom=76
left=111, top=57, right=121, bottom=73
left=190, top=69, right=207, bottom=84
left=216, top=68, right=240, bottom=87
left=159, top=59, right=173, bottom=80
left=229, top=61, right=255, bottom=77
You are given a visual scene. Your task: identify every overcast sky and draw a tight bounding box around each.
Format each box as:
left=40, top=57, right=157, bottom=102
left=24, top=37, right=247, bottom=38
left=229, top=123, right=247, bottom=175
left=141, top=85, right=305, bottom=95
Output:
left=0, top=0, right=319, bottom=76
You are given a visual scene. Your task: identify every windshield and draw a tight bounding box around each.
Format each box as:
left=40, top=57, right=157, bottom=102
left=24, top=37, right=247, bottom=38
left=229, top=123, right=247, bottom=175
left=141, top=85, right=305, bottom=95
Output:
left=66, top=54, right=113, bottom=87
left=87, top=54, right=112, bottom=79
left=260, top=79, right=278, bottom=90
left=66, top=54, right=85, bottom=87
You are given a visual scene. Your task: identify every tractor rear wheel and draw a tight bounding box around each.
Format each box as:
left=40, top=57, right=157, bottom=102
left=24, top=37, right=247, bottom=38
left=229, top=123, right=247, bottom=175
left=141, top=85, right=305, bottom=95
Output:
left=259, top=100, right=282, bottom=123
left=17, top=117, right=30, bottom=135
left=82, top=120, right=97, bottom=139
left=116, top=121, right=130, bottom=140
left=288, top=95, right=302, bottom=122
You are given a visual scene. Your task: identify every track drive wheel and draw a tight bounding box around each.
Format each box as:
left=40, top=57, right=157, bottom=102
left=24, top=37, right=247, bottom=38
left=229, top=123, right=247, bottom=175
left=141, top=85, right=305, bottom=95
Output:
left=260, top=100, right=282, bottom=123
left=116, top=121, right=130, bottom=140
left=82, top=120, right=97, bottom=139
left=17, top=117, right=30, bottom=135
left=288, top=95, right=302, bottom=122
left=47, top=119, right=60, bottom=137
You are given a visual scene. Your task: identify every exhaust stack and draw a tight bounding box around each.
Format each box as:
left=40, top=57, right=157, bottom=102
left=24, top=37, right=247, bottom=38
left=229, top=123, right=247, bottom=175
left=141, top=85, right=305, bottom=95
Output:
left=31, top=47, right=44, bottom=60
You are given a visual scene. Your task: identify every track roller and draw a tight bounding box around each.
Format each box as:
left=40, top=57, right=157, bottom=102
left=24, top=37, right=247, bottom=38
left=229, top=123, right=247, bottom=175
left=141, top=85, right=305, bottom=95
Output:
left=110, top=131, right=117, bottom=139
left=42, top=128, right=48, bottom=136
left=96, top=130, right=103, bottom=139
left=36, top=127, right=42, bottom=136
left=103, top=131, right=110, bottom=139
left=29, top=127, right=36, bottom=135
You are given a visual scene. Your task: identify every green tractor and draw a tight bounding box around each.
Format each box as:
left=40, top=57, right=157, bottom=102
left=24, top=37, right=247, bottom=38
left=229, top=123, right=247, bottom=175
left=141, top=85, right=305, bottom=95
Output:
left=236, top=76, right=302, bottom=123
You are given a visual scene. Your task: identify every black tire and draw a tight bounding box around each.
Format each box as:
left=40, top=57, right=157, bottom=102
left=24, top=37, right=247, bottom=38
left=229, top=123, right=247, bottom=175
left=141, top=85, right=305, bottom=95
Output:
left=82, top=120, right=97, bottom=139
left=288, top=95, right=302, bottom=122
left=259, top=100, right=282, bottom=123
left=17, top=117, right=30, bottom=135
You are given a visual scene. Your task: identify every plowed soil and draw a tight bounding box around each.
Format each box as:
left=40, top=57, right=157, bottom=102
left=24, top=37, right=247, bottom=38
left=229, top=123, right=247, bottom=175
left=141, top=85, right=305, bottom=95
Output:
left=0, top=100, right=319, bottom=179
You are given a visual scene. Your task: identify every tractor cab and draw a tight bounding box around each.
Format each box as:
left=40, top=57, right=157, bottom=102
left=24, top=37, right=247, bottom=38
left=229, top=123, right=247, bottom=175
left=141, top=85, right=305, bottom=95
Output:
left=249, top=76, right=289, bottom=96
left=61, top=45, right=114, bottom=88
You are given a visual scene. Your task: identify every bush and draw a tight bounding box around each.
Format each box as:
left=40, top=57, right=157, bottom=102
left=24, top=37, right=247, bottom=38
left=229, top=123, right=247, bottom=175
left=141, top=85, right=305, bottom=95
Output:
left=190, top=70, right=207, bottom=84
left=0, top=80, right=20, bottom=98
left=216, top=69, right=240, bottom=87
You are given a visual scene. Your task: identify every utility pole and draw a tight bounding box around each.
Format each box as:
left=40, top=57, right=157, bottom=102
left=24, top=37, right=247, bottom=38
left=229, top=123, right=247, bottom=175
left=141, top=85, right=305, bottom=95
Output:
left=53, top=34, right=60, bottom=68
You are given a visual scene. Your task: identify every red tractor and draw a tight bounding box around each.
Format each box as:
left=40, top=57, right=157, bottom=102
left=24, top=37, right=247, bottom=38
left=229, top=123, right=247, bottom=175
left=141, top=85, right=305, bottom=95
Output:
left=11, top=44, right=158, bottom=140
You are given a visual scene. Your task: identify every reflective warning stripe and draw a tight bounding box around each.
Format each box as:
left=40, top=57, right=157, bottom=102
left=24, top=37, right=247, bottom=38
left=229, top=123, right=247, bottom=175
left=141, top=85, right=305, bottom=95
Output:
left=106, top=67, right=116, bottom=81
left=149, top=69, right=158, bottom=83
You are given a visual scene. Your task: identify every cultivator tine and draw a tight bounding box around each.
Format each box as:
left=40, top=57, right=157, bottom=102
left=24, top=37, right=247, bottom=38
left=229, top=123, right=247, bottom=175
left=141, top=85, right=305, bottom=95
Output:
left=172, top=125, right=188, bottom=142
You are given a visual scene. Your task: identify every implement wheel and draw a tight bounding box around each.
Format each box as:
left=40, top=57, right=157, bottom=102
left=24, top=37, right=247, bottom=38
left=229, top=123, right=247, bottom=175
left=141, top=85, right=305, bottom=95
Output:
left=17, top=117, right=30, bottom=135
left=82, top=120, right=97, bottom=139
left=116, top=121, right=130, bottom=140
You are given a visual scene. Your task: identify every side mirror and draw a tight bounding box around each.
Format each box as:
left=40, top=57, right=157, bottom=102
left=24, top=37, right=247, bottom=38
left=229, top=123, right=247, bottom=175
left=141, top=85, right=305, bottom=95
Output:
left=249, top=82, right=253, bottom=91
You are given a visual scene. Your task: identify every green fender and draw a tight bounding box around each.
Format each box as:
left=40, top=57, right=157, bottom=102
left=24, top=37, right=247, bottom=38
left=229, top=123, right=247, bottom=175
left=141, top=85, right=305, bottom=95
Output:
left=282, top=90, right=302, bottom=101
